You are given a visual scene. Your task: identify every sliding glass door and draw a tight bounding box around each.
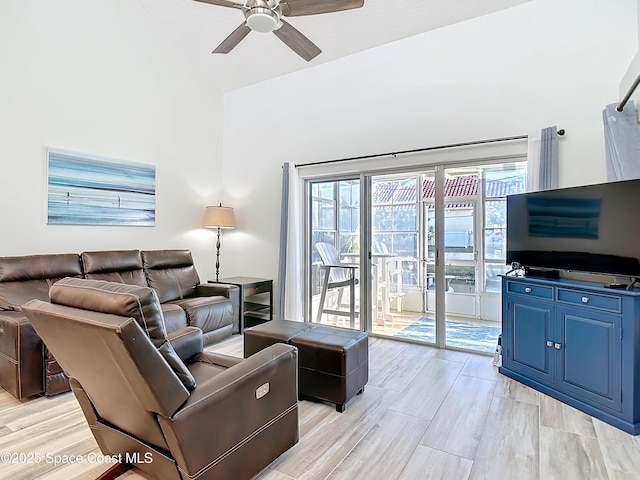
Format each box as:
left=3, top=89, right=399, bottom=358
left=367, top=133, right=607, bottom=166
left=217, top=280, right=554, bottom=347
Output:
left=441, top=167, right=480, bottom=349
left=422, top=164, right=526, bottom=350
left=309, top=178, right=362, bottom=330
left=371, top=174, right=421, bottom=330
left=305, top=160, right=526, bottom=352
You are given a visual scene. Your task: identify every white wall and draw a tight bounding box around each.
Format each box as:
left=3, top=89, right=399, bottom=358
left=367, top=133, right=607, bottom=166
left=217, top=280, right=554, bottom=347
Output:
left=1, top=0, right=636, bottom=291
left=620, top=0, right=640, bottom=114
left=222, top=0, right=638, bottom=299
left=0, top=0, right=224, bottom=280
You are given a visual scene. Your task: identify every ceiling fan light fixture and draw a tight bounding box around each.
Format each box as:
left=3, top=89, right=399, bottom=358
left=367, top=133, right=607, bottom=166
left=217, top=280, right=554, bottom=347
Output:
left=246, top=7, right=279, bottom=32
left=197, top=0, right=364, bottom=60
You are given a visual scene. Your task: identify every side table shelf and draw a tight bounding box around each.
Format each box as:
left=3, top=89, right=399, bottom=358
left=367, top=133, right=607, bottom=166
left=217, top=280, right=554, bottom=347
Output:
left=215, top=276, right=273, bottom=333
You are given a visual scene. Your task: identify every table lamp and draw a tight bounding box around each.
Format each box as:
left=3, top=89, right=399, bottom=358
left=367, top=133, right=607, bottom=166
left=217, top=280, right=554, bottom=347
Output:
left=204, top=204, right=235, bottom=281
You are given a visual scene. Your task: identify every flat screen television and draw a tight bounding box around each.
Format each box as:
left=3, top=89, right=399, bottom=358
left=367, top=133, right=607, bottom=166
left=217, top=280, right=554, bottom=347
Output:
left=506, top=178, right=640, bottom=278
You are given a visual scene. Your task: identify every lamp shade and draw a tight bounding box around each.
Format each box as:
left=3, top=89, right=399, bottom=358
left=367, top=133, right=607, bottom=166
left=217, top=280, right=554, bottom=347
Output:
left=204, top=205, right=235, bottom=229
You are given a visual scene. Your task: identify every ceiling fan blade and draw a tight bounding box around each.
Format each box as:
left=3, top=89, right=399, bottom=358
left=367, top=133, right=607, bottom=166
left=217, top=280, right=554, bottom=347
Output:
left=281, top=0, right=364, bottom=16
left=192, top=0, right=245, bottom=9
left=213, top=23, right=251, bottom=54
left=273, top=19, right=321, bottom=61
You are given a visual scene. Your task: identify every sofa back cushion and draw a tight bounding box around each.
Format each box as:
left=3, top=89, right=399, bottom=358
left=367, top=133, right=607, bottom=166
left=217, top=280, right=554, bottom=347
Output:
left=142, top=250, right=200, bottom=303
left=0, top=254, right=82, bottom=311
left=81, top=250, right=147, bottom=287
left=49, top=278, right=196, bottom=390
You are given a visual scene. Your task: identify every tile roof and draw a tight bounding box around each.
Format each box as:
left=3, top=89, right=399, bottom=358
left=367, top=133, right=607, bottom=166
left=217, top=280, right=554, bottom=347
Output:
left=373, top=174, right=525, bottom=207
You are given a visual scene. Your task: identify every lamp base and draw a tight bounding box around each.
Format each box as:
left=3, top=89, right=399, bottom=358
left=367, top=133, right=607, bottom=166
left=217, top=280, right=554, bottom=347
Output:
left=215, top=227, right=221, bottom=282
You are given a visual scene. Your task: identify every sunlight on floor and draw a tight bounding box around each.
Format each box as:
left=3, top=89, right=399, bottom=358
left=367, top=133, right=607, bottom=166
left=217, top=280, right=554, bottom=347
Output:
left=312, top=293, right=501, bottom=354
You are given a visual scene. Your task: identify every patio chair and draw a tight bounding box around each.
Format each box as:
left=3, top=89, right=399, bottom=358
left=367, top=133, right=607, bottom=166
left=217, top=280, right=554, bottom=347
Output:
left=315, top=242, right=359, bottom=328
left=371, top=242, right=406, bottom=326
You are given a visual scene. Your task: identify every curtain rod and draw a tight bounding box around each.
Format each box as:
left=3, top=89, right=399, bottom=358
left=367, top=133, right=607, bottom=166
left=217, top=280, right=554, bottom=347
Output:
left=295, top=130, right=565, bottom=168
left=617, top=73, right=640, bottom=112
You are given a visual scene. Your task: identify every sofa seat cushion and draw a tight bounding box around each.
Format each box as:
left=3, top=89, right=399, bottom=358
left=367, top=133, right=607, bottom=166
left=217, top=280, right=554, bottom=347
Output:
left=186, top=358, right=228, bottom=384
left=169, top=296, right=233, bottom=334
left=49, top=278, right=196, bottom=390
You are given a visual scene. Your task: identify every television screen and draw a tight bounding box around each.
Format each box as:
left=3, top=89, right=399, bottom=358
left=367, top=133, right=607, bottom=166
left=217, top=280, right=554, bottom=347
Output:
left=506, top=178, right=640, bottom=277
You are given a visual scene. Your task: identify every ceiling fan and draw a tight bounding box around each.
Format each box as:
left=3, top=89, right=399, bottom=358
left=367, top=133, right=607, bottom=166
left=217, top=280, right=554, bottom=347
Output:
left=192, top=0, right=364, bottom=61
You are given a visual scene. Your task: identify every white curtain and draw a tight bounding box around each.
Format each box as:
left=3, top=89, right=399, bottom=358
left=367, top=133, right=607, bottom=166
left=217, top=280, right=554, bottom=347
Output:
left=603, top=101, right=640, bottom=181
left=277, top=162, right=304, bottom=320
left=526, top=126, right=559, bottom=192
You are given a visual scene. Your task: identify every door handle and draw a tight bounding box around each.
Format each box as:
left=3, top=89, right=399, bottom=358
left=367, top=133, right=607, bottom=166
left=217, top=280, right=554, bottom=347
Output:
left=546, top=341, right=553, bottom=347
left=554, top=343, right=562, bottom=350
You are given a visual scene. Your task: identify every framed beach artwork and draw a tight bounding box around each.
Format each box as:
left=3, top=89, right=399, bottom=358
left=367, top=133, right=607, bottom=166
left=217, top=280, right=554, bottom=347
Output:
left=47, top=148, right=156, bottom=226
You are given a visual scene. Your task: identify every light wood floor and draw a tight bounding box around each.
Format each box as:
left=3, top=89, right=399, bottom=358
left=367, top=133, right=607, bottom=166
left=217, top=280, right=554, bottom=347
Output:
left=1, top=336, right=640, bottom=480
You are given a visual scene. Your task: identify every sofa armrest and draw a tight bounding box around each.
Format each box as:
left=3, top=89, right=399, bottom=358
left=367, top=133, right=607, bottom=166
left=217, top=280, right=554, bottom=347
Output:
left=167, top=327, right=203, bottom=362
left=157, top=344, right=298, bottom=475
left=196, top=283, right=240, bottom=334
left=0, top=311, right=45, bottom=398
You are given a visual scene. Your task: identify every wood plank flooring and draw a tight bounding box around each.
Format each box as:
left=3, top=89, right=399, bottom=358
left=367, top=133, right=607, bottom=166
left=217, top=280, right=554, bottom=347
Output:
left=1, top=335, right=640, bottom=480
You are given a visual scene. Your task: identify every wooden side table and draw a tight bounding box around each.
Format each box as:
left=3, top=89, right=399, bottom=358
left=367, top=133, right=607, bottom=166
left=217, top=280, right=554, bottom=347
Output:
left=215, top=277, right=273, bottom=333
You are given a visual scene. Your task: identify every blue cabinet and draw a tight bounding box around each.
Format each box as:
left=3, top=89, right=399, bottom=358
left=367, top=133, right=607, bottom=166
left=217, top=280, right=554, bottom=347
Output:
left=500, top=276, right=640, bottom=434
left=556, top=305, right=621, bottom=412
left=505, top=295, right=554, bottom=383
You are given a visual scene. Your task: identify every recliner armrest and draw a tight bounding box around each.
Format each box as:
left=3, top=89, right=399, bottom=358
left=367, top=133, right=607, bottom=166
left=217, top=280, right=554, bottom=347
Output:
left=195, top=350, right=242, bottom=368
left=167, top=327, right=203, bottom=362
left=196, top=283, right=240, bottom=333
left=157, top=344, right=298, bottom=476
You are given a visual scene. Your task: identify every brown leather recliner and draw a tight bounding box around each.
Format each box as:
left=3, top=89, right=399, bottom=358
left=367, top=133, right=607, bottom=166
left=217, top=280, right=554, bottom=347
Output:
left=22, top=278, right=299, bottom=480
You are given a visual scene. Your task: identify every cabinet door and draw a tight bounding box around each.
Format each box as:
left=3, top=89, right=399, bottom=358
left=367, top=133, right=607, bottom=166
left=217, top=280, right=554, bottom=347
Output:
left=505, top=295, right=554, bottom=383
left=555, top=306, right=622, bottom=412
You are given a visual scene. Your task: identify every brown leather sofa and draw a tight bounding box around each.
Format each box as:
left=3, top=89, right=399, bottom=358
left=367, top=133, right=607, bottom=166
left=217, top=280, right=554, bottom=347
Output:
left=0, top=254, right=82, bottom=398
left=23, top=278, right=298, bottom=480
left=0, top=249, right=239, bottom=399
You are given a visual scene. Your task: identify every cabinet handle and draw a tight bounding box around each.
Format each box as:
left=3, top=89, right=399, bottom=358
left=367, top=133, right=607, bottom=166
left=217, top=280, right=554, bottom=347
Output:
left=546, top=341, right=553, bottom=347
left=525, top=287, right=532, bottom=293
left=581, top=297, right=589, bottom=303
left=554, top=343, right=562, bottom=350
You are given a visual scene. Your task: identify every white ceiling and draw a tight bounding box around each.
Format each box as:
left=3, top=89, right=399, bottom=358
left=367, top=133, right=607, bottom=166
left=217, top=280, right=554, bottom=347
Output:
left=137, top=0, right=531, bottom=92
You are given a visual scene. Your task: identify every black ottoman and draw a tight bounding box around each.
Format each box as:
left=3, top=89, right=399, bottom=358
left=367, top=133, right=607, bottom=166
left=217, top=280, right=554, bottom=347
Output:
left=243, top=319, right=313, bottom=355
left=244, top=320, right=368, bottom=412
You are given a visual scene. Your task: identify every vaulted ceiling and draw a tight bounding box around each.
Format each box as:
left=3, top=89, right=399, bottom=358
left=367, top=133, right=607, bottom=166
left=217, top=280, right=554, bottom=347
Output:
left=137, top=0, right=531, bottom=92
